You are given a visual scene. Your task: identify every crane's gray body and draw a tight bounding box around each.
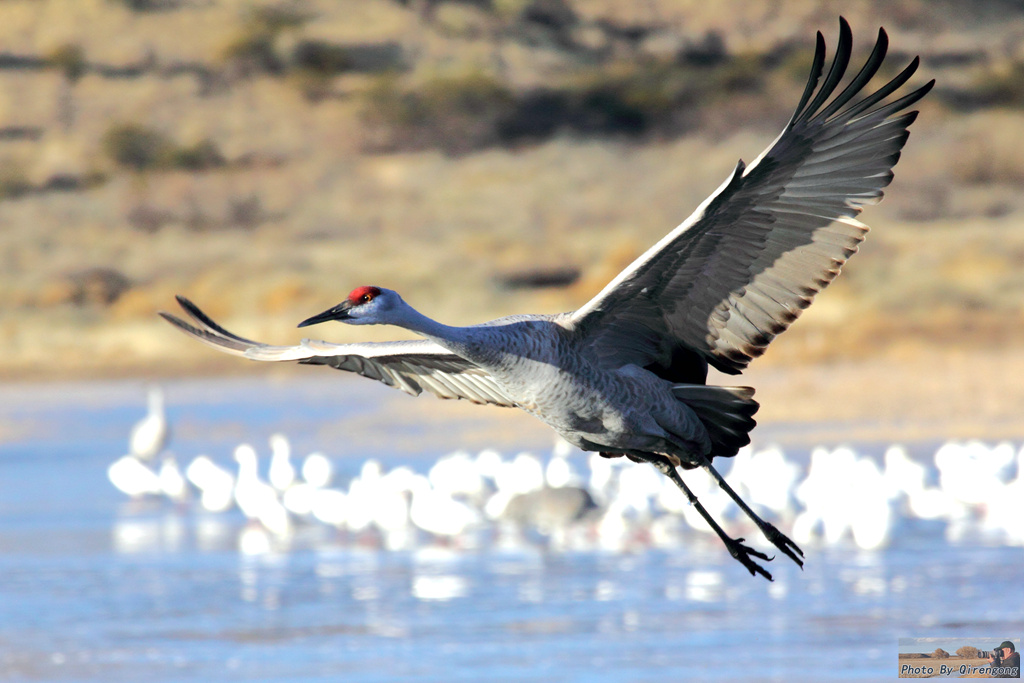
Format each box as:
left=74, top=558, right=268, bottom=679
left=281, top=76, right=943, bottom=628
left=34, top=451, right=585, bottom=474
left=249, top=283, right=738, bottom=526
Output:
left=161, top=18, right=933, bottom=579
left=441, top=315, right=712, bottom=463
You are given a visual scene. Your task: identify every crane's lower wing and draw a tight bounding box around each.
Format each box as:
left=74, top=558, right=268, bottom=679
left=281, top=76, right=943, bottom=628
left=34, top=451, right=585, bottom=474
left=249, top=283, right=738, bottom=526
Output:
left=570, top=18, right=934, bottom=376
left=160, top=296, right=517, bottom=407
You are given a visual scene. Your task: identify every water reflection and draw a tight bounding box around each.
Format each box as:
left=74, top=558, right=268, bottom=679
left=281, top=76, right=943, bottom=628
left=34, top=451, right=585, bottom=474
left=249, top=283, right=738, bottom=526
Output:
left=5, top=380, right=1024, bottom=682
left=6, top=520, right=1024, bottom=683
left=683, top=569, right=724, bottom=602
left=411, top=575, right=469, bottom=601
left=112, top=511, right=187, bottom=555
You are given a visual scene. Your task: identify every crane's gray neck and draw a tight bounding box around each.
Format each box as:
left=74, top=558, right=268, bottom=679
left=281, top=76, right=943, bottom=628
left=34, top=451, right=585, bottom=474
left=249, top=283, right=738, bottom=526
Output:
left=392, top=302, right=478, bottom=354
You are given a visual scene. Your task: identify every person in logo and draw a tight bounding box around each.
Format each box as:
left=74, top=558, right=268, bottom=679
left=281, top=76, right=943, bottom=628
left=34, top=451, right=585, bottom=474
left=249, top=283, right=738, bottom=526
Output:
left=988, top=640, right=1020, bottom=678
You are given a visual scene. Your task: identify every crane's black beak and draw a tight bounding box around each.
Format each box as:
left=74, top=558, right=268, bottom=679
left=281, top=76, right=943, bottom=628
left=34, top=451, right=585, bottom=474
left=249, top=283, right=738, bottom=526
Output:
left=298, top=302, right=352, bottom=328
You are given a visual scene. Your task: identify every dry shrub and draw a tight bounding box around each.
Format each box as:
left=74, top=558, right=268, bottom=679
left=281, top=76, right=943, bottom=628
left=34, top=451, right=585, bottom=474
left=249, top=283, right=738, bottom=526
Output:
left=361, top=70, right=515, bottom=154
left=507, top=56, right=766, bottom=141
left=286, top=41, right=350, bottom=101
left=168, top=140, right=225, bottom=171
left=102, top=123, right=225, bottom=173
left=219, top=30, right=280, bottom=75
left=45, top=43, right=86, bottom=82
left=932, top=648, right=950, bottom=659
left=39, top=268, right=133, bottom=308
left=359, top=52, right=771, bottom=154
left=957, top=646, right=982, bottom=658
left=550, top=62, right=692, bottom=135
left=102, top=124, right=173, bottom=171
left=287, top=40, right=406, bottom=101
left=291, top=40, right=350, bottom=74
left=218, top=3, right=309, bottom=76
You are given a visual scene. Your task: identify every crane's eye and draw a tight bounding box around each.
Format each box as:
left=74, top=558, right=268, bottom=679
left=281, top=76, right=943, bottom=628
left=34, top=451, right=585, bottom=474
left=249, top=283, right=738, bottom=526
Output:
left=348, top=285, right=381, bottom=305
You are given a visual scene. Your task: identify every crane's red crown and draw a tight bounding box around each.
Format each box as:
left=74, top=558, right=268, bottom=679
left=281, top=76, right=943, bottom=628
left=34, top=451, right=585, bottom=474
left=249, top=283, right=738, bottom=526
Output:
left=348, top=286, right=382, bottom=304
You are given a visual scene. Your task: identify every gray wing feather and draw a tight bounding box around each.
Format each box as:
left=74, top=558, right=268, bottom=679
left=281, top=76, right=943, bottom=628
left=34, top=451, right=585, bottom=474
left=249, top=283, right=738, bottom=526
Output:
left=570, top=19, right=933, bottom=375
left=160, top=296, right=517, bottom=407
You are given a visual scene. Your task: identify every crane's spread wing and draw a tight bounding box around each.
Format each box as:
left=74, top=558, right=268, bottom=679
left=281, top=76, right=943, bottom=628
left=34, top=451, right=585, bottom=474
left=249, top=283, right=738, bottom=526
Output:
left=570, top=18, right=934, bottom=376
left=160, top=296, right=517, bottom=407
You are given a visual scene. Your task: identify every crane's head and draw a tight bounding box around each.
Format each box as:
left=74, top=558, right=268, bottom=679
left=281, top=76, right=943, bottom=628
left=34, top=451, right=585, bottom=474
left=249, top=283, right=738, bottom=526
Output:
left=297, top=286, right=399, bottom=327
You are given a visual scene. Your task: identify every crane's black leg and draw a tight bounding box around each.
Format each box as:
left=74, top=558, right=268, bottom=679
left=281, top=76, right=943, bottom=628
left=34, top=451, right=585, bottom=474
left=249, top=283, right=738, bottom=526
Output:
left=699, top=456, right=804, bottom=569
left=649, top=458, right=774, bottom=581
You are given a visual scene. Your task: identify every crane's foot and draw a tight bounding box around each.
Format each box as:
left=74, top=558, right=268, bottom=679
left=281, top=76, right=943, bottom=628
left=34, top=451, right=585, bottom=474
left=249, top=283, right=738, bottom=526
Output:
left=646, top=455, right=776, bottom=582
left=723, top=535, right=774, bottom=581
left=758, top=521, right=804, bottom=569
left=699, top=457, right=804, bottom=570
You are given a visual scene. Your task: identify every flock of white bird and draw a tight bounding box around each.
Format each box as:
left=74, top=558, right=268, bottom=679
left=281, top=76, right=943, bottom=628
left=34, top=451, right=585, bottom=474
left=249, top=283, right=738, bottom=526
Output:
left=109, top=388, right=1024, bottom=557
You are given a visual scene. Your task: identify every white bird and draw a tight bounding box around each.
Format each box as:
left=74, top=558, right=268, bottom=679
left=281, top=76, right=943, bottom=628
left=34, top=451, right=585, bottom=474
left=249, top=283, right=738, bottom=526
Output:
left=738, top=446, right=800, bottom=517
left=595, top=499, right=639, bottom=553
left=233, top=444, right=291, bottom=536
left=617, top=458, right=664, bottom=518
left=282, top=456, right=343, bottom=520
left=129, top=385, right=170, bottom=460
left=158, top=454, right=189, bottom=503
left=374, top=466, right=418, bottom=549
left=108, top=454, right=162, bottom=498
left=882, top=445, right=926, bottom=503
left=587, top=451, right=627, bottom=505
left=281, top=482, right=317, bottom=517
left=408, top=474, right=481, bottom=540
left=301, top=451, right=334, bottom=488
left=847, top=456, right=893, bottom=550
left=310, top=487, right=349, bottom=527
left=161, top=19, right=932, bottom=580
left=429, top=450, right=488, bottom=502
left=500, top=452, right=545, bottom=496
left=474, top=448, right=504, bottom=481
left=345, top=460, right=384, bottom=534
left=793, top=446, right=855, bottom=545
left=268, top=433, right=296, bottom=492
left=185, top=454, right=236, bottom=512
left=546, top=439, right=582, bottom=488
left=937, top=440, right=1013, bottom=506
left=982, top=444, right=1024, bottom=544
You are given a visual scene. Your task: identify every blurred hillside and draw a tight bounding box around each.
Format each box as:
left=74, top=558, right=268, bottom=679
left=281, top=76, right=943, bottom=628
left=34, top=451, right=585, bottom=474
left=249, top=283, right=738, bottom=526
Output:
left=2, top=0, right=1024, bottom=382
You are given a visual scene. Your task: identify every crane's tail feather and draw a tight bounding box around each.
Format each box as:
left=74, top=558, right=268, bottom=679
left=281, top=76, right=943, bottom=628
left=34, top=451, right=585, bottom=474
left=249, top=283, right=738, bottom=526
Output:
left=672, top=385, right=758, bottom=457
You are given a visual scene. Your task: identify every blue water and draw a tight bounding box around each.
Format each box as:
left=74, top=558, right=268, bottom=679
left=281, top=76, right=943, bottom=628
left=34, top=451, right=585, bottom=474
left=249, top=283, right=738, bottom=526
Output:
left=1, top=377, right=1022, bottom=682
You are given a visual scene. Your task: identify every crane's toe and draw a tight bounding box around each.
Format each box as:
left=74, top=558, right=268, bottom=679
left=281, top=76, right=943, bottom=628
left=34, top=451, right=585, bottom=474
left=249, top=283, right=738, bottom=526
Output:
left=760, top=523, right=805, bottom=569
left=724, top=536, right=774, bottom=581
